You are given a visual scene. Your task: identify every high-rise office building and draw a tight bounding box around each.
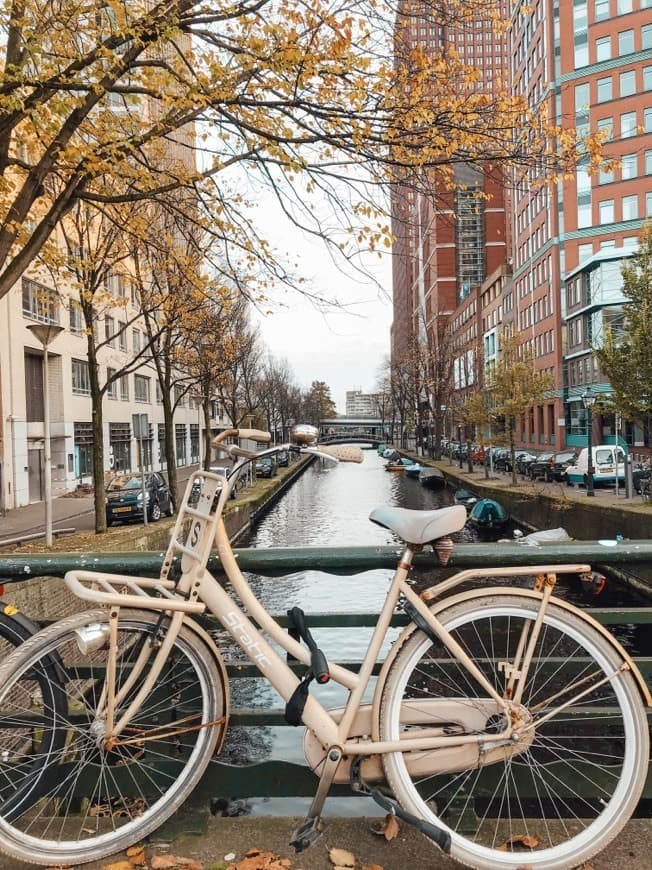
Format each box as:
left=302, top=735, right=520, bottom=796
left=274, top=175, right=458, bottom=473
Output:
left=392, top=0, right=652, bottom=453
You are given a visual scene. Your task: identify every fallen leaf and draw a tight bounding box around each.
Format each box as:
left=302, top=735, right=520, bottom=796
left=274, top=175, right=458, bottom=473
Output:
left=125, top=845, right=146, bottom=866
left=328, top=848, right=356, bottom=868
left=99, top=862, right=132, bottom=870
left=370, top=814, right=399, bottom=842
left=151, top=857, right=182, bottom=869
left=362, top=866, right=384, bottom=870
left=176, top=858, right=203, bottom=870
left=497, top=834, right=540, bottom=852
left=227, top=850, right=291, bottom=870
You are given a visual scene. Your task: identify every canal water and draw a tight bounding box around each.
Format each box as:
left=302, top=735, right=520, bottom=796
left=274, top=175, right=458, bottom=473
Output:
left=216, top=447, right=650, bottom=817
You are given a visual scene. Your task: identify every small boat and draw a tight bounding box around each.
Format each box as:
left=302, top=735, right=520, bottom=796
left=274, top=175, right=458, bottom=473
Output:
left=419, top=468, right=446, bottom=490
left=383, top=449, right=400, bottom=461
left=404, top=463, right=423, bottom=478
left=454, top=488, right=478, bottom=509
left=377, top=443, right=388, bottom=455
left=513, top=527, right=571, bottom=546
left=468, top=498, right=510, bottom=533
left=385, top=458, right=413, bottom=472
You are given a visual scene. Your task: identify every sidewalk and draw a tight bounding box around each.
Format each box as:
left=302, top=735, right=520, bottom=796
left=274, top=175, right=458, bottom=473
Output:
left=5, top=815, right=650, bottom=869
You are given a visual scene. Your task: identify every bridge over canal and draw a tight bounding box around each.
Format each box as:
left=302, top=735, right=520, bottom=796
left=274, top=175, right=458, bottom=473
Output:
left=319, top=416, right=386, bottom=446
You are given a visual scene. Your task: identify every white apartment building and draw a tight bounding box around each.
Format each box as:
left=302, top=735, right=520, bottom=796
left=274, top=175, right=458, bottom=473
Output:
left=345, top=390, right=381, bottom=418
left=0, top=276, right=229, bottom=511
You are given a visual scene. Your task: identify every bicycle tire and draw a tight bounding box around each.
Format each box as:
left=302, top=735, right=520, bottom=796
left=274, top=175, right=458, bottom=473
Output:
left=0, top=608, right=226, bottom=866
left=379, top=594, right=648, bottom=870
left=0, top=603, right=69, bottom=812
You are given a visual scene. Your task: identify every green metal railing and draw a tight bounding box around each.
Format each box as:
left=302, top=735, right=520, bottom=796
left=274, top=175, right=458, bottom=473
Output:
left=1, top=544, right=651, bottom=803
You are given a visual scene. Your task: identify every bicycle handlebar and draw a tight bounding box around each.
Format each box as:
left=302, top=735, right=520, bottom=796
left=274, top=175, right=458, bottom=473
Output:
left=212, top=428, right=271, bottom=446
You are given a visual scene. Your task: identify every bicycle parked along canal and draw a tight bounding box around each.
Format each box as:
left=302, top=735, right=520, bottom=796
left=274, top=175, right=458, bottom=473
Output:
left=0, top=425, right=648, bottom=869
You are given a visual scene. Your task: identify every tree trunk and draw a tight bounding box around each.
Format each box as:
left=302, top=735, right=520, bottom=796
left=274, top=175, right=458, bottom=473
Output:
left=466, top=437, right=473, bottom=474
left=87, top=337, right=106, bottom=534
left=202, top=398, right=212, bottom=470
left=509, top=419, right=518, bottom=486
left=162, top=388, right=178, bottom=509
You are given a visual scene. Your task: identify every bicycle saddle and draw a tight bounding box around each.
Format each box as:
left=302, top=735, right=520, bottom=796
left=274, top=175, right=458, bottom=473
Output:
left=369, top=504, right=466, bottom=545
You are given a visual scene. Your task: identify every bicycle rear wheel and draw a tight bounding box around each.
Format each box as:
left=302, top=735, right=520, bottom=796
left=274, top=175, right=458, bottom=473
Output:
left=0, top=608, right=226, bottom=866
left=380, top=594, right=648, bottom=870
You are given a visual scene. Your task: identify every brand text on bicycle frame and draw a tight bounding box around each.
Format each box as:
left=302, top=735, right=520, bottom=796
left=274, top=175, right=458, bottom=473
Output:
left=224, top=610, right=271, bottom=669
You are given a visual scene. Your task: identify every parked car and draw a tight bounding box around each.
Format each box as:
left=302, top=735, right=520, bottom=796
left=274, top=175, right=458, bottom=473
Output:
left=105, top=472, right=173, bottom=525
left=255, top=457, right=277, bottom=478
left=277, top=449, right=289, bottom=467
left=567, top=445, right=627, bottom=487
left=526, top=451, right=556, bottom=480
left=471, top=446, right=486, bottom=465
left=547, top=450, right=578, bottom=482
left=516, top=451, right=540, bottom=476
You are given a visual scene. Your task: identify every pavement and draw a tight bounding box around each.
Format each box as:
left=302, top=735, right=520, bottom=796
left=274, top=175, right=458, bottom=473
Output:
left=2, top=815, right=651, bottom=869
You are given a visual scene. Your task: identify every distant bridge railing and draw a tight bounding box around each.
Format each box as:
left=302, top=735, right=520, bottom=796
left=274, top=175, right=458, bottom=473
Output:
left=0, top=542, right=651, bottom=804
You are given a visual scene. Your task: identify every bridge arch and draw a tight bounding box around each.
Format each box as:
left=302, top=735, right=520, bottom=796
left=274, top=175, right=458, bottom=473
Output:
left=319, top=417, right=387, bottom=447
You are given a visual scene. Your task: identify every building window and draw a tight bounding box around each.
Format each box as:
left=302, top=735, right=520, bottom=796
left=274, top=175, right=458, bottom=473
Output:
left=190, top=424, right=199, bottom=464
left=73, top=422, right=94, bottom=478
left=158, top=423, right=167, bottom=469
left=175, top=424, right=187, bottom=467
left=156, top=381, right=163, bottom=404
left=621, top=153, right=637, bottom=179
left=596, top=36, right=611, bottom=61
left=134, top=374, right=150, bottom=403
left=617, top=0, right=632, bottom=11
left=107, top=367, right=117, bottom=399
left=644, top=25, right=652, bottom=50
left=455, top=187, right=485, bottom=299
left=22, top=278, right=59, bottom=325
left=619, top=70, right=636, bottom=97
left=109, top=422, right=131, bottom=472
left=578, top=243, right=593, bottom=264
left=597, top=77, right=612, bottom=103
left=72, top=359, right=91, bottom=395
left=597, top=117, right=613, bottom=140
left=620, top=111, right=636, bottom=137
left=578, top=201, right=592, bottom=228
left=132, top=329, right=141, bottom=353
left=623, top=195, right=638, bottom=221
left=647, top=192, right=652, bottom=217
left=69, top=301, right=84, bottom=335
left=599, top=199, right=614, bottom=223
left=105, top=315, right=115, bottom=347
left=645, top=107, right=652, bottom=133
left=117, top=321, right=127, bottom=351
left=647, top=150, right=652, bottom=174
left=594, top=0, right=609, bottom=19
left=599, top=165, right=614, bottom=184
left=120, top=374, right=129, bottom=401
left=618, top=30, right=634, bottom=56
left=645, top=67, right=652, bottom=91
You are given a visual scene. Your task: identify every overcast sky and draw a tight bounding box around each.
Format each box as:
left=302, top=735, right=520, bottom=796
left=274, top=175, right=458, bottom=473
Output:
left=248, top=187, right=393, bottom=414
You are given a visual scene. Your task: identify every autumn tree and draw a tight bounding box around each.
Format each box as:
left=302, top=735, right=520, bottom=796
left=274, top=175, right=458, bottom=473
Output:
left=255, top=357, right=303, bottom=442
left=487, top=334, right=553, bottom=485
left=302, top=381, right=337, bottom=428
left=50, top=200, right=167, bottom=532
left=0, top=0, right=599, bottom=307
left=594, top=225, right=652, bottom=429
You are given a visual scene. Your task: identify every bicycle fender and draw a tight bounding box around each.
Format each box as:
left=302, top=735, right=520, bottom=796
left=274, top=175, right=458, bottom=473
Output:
left=371, top=586, right=652, bottom=741
left=179, top=616, right=231, bottom=753
left=1, top=604, right=41, bottom=638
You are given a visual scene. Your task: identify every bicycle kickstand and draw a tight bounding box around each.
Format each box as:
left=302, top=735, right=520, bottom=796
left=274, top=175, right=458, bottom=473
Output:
left=350, top=758, right=452, bottom=855
left=289, top=745, right=343, bottom=851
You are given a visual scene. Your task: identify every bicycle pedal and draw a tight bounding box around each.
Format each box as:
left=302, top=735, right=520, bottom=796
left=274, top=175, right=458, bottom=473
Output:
left=289, top=815, right=323, bottom=851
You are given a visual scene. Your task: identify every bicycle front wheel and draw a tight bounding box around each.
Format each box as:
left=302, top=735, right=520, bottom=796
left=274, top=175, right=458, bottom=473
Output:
left=380, top=594, right=649, bottom=870
left=0, top=608, right=226, bottom=867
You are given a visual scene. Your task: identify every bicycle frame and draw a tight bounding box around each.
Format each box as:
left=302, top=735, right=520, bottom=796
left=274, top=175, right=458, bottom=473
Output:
left=65, top=438, right=605, bottom=767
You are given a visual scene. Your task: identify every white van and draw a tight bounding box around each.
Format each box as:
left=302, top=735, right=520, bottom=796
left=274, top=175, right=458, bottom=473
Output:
left=566, top=444, right=626, bottom=486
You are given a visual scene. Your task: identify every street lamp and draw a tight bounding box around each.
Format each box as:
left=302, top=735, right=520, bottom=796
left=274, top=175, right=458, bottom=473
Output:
left=582, top=386, right=597, bottom=497
left=27, top=322, right=65, bottom=546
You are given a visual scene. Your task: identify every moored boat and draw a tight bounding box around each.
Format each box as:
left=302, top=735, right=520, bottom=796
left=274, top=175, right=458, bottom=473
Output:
left=453, top=488, right=477, bottom=509
left=385, top=457, right=413, bottom=471
left=419, top=468, right=446, bottom=490
left=404, top=462, right=423, bottom=478
left=383, top=449, right=400, bottom=461
left=467, top=498, right=510, bottom=533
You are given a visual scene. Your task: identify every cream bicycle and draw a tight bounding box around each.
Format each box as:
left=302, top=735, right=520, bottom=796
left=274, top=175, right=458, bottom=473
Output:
left=0, top=427, right=648, bottom=869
